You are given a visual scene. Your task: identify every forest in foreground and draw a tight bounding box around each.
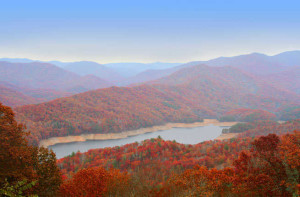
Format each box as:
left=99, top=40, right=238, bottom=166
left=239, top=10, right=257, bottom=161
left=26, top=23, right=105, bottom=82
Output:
left=2, top=1, right=300, bottom=196
left=1, top=102, right=299, bottom=196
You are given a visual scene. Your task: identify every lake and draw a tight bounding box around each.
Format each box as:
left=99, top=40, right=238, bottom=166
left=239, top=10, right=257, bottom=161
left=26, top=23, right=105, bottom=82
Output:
left=50, top=125, right=227, bottom=159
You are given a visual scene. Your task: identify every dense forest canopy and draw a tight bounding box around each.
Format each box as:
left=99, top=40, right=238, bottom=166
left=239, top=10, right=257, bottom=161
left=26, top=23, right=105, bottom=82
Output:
left=57, top=120, right=300, bottom=196
left=12, top=64, right=300, bottom=146
left=1, top=103, right=299, bottom=196
left=0, top=103, right=61, bottom=196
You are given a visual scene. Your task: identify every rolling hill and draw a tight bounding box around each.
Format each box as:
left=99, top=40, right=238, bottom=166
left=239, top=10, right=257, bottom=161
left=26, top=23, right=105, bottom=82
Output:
left=264, top=66, right=300, bottom=94
left=123, top=51, right=300, bottom=89
left=149, top=64, right=299, bottom=106
left=0, top=61, right=112, bottom=93
left=0, top=61, right=78, bottom=89
left=119, top=67, right=181, bottom=86
left=14, top=64, right=299, bottom=145
left=0, top=81, right=73, bottom=107
left=0, top=85, right=40, bottom=107
left=62, top=61, right=124, bottom=82
left=199, top=51, right=300, bottom=75
left=0, top=61, right=115, bottom=107
left=105, top=62, right=181, bottom=77
left=2, top=51, right=299, bottom=87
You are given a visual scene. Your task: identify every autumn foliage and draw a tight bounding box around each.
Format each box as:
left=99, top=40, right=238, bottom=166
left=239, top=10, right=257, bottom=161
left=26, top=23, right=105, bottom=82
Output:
left=162, top=132, right=300, bottom=196
left=279, top=105, right=300, bottom=120
left=15, top=85, right=206, bottom=145
left=220, top=108, right=277, bottom=122
left=59, top=167, right=130, bottom=197
left=57, top=120, right=299, bottom=196
left=13, top=65, right=300, bottom=146
left=0, top=103, right=62, bottom=196
left=56, top=131, right=300, bottom=196
left=1, top=101, right=299, bottom=196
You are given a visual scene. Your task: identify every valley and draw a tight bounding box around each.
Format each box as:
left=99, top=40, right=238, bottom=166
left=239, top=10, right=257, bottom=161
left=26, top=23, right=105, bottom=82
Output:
left=40, top=119, right=237, bottom=147
left=1, top=2, right=300, bottom=196
left=12, top=62, right=299, bottom=146
left=1, top=51, right=299, bottom=196
left=50, top=124, right=229, bottom=159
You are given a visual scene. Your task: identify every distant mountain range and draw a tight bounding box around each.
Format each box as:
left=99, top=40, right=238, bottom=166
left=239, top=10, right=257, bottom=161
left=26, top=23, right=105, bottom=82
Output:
left=0, top=80, right=72, bottom=107
left=0, top=61, right=112, bottom=106
left=0, top=58, right=181, bottom=78
left=264, top=66, right=300, bottom=94
left=105, top=62, right=182, bottom=77
left=0, top=50, right=299, bottom=108
left=195, top=51, right=300, bottom=75
left=1, top=50, right=299, bottom=78
left=123, top=51, right=300, bottom=85
left=62, top=61, right=124, bottom=81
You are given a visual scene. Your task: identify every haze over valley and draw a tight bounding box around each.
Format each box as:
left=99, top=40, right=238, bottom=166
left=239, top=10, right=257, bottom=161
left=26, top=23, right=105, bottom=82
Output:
left=1, top=1, right=299, bottom=196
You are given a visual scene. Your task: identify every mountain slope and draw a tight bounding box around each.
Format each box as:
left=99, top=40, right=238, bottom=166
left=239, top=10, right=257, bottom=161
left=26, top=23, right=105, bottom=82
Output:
left=272, top=50, right=300, bottom=66
left=15, top=85, right=203, bottom=145
left=63, top=61, right=124, bottom=82
left=105, top=62, right=181, bottom=77
left=202, top=53, right=286, bottom=74
left=198, top=51, right=300, bottom=75
left=0, top=61, right=112, bottom=93
left=0, top=58, right=35, bottom=63
left=2, top=51, right=299, bottom=86
left=0, top=85, right=41, bottom=107
left=0, top=81, right=73, bottom=107
left=120, top=62, right=200, bottom=86
left=263, top=66, right=300, bottom=94
left=120, top=68, right=180, bottom=86
left=0, top=58, right=180, bottom=79
left=62, top=74, right=113, bottom=93
left=150, top=65, right=298, bottom=106
left=0, top=61, right=78, bottom=89
left=123, top=51, right=300, bottom=87
left=14, top=64, right=299, bottom=145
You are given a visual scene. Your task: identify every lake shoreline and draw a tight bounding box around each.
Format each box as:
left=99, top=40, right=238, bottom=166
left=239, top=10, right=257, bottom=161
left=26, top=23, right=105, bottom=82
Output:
left=215, top=133, right=239, bottom=140
left=40, top=119, right=238, bottom=148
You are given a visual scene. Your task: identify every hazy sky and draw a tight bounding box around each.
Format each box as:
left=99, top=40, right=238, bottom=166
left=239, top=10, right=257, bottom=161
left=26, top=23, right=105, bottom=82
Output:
left=0, top=0, right=299, bottom=63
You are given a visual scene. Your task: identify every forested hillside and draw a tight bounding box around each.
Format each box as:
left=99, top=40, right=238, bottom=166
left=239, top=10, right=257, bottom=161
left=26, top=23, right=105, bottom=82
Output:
left=0, top=61, right=115, bottom=107
left=264, top=66, right=300, bottom=94
left=57, top=119, right=300, bottom=196
left=58, top=120, right=299, bottom=176
left=150, top=65, right=298, bottom=103
left=15, top=85, right=205, bottom=145
left=193, top=51, right=300, bottom=75
left=0, top=85, right=40, bottom=107
left=14, top=64, right=299, bottom=145
left=2, top=0, right=300, bottom=196
left=121, top=51, right=300, bottom=89
left=1, top=52, right=299, bottom=108
left=63, top=61, right=124, bottom=82
left=0, top=61, right=112, bottom=94
left=219, top=108, right=276, bottom=122
left=2, top=102, right=299, bottom=196
left=0, top=81, right=73, bottom=107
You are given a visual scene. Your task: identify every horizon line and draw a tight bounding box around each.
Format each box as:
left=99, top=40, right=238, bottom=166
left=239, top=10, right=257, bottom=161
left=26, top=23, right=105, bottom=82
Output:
left=1, top=50, right=299, bottom=65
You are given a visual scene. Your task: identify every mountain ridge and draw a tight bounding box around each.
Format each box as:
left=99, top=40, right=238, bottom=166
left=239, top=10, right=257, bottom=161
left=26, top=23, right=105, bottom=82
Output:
left=14, top=64, right=299, bottom=145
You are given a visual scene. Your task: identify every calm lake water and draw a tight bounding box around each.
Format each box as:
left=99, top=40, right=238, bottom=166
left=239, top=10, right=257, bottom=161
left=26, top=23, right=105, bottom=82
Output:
left=50, top=125, right=227, bottom=159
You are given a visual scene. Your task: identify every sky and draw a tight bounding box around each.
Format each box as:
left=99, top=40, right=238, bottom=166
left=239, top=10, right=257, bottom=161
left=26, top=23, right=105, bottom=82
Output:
left=0, top=0, right=299, bottom=63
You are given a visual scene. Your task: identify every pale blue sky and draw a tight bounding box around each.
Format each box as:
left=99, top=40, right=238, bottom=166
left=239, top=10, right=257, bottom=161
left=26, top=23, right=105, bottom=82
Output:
left=0, top=0, right=299, bottom=63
